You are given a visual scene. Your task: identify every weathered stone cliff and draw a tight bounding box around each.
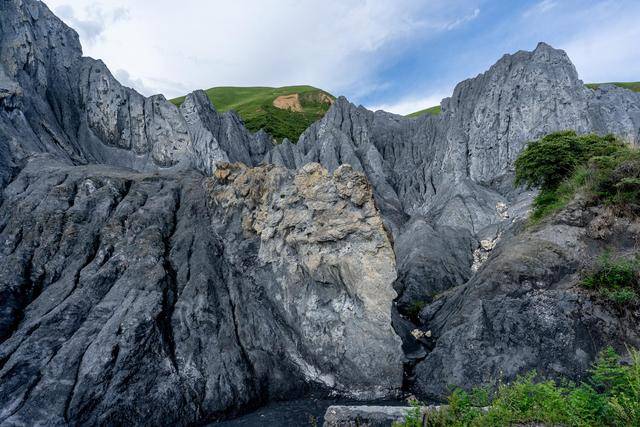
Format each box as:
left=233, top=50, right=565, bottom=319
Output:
left=413, top=200, right=640, bottom=399
left=0, top=0, right=269, bottom=185
left=268, top=43, right=640, bottom=235
left=2, top=0, right=640, bottom=423
left=0, top=157, right=401, bottom=425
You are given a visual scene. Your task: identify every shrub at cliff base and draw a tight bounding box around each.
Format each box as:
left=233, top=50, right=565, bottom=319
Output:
left=395, top=347, right=640, bottom=427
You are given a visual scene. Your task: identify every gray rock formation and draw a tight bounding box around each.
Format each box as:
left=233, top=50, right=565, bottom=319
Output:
left=268, top=43, right=640, bottom=235
left=265, top=45, right=640, bottom=385
left=2, top=0, right=640, bottom=423
left=0, top=157, right=401, bottom=425
left=413, top=200, right=640, bottom=399
left=323, top=404, right=443, bottom=427
left=393, top=219, right=476, bottom=314
left=0, top=0, right=270, bottom=185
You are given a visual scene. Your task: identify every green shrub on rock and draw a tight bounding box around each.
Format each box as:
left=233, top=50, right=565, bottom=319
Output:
left=514, top=131, right=640, bottom=221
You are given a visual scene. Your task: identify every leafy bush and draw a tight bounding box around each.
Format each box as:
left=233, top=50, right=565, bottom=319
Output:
left=514, top=131, right=639, bottom=221
left=392, top=400, right=423, bottom=427
left=582, top=252, right=640, bottom=305
left=397, top=347, right=640, bottom=427
left=515, top=131, right=622, bottom=190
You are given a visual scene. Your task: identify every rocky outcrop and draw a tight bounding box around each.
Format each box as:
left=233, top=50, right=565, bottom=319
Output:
left=0, top=157, right=401, bottom=425
left=267, top=43, right=640, bottom=235
left=0, top=0, right=270, bottom=185
left=2, top=0, right=640, bottom=423
left=412, top=201, right=640, bottom=399
left=264, top=44, right=640, bottom=382
left=206, top=162, right=403, bottom=397
left=74, top=61, right=271, bottom=173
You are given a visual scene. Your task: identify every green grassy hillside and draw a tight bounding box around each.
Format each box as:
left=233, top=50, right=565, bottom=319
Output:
left=585, top=81, right=640, bottom=92
left=406, top=81, right=639, bottom=118
left=406, top=105, right=442, bottom=118
left=170, top=85, right=334, bottom=142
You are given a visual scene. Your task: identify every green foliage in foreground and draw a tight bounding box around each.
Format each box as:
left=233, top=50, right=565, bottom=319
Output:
left=170, top=85, right=334, bottom=142
left=514, top=131, right=640, bottom=222
left=407, top=105, right=442, bottom=118
left=586, top=82, right=640, bottom=93
left=394, top=347, right=640, bottom=427
left=582, top=252, right=640, bottom=304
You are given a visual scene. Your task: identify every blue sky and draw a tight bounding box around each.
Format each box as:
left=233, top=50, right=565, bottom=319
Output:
left=43, top=0, right=640, bottom=114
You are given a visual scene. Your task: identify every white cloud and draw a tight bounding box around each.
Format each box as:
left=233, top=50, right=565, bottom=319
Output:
left=43, top=0, right=481, bottom=100
left=560, top=11, right=640, bottom=83
left=53, top=3, right=128, bottom=43
left=368, top=90, right=451, bottom=115
left=523, top=0, right=557, bottom=17
left=442, top=8, right=480, bottom=30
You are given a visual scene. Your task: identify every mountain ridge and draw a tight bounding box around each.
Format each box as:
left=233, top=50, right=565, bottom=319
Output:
left=170, top=85, right=334, bottom=142
left=407, top=81, right=640, bottom=118
left=1, top=1, right=640, bottom=424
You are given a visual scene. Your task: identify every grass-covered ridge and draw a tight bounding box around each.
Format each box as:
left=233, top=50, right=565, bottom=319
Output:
left=406, top=105, right=442, bottom=118
left=514, top=131, right=640, bottom=223
left=170, top=85, right=334, bottom=142
left=586, top=82, right=640, bottom=93
left=396, top=347, right=640, bottom=426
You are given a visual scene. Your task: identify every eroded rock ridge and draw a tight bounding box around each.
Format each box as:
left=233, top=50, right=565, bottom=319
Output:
left=2, top=0, right=640, bottom=424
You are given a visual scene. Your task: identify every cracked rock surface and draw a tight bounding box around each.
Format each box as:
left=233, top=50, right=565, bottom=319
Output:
left=413, top=202, right=640, bottom=398
left=0, top=157, right=401, bottom=425
left=2, top=0, right=640, bottom=422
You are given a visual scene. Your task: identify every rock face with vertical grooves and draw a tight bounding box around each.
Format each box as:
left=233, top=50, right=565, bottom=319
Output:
left=0, top=0, right=269, bottom=183
left=267, top=43, right=640, bottom=235
left=413, top=200, right=640, bottom=399
left=0, top=157, right=401, bottom=425
left=2, top=0, right=640, bottom=424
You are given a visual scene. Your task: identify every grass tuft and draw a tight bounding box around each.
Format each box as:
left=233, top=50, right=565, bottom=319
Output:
left=582, top=252, right=640, bottom=305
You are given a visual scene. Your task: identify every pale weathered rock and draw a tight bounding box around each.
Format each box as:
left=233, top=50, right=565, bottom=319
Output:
left=323, top=404, right=445, bottom=427
left=206, top=162, right=403, bottom=397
